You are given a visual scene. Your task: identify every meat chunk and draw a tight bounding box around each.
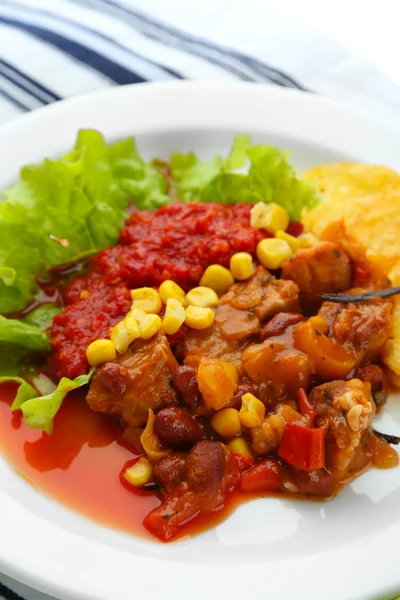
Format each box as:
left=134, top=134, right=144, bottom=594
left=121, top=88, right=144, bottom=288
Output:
left=251, top=414, right=285, bottom=455
left=183, top=266, right=300, bottom=363
left=86, top=333, right=178, bottom=427
left=318, top=296, right=392, bottom=355
left=309, top=379, right=375, bottom=469
left=281, top=241, right=352, bottom=311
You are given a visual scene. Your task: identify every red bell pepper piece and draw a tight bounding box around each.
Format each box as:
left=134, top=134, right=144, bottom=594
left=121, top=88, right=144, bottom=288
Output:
left=278, top=422, right=325, bottom=470
left=240, top=458, right=281, bottom=493
left=225, top=452, right=255, bottom=491
left=297, top=388, right=316, bottom=427
left=286, top=221, right=304, bottom=238
left=143, top=483, right=202, bottom=542
left=230, top=452, right=255, bottom=473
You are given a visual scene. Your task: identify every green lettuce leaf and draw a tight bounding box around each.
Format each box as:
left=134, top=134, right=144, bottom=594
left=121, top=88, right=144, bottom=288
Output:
left=0, top=130, right=168, bottom=314
left=0, top=310, right=55, bottom=376
left=0, top=376, right=37, bottom=409
left=170, top=135, right=320, bottom=220
left=24, top=304, right=62, bottom=331
left=15, top=370, right=94, bottom=435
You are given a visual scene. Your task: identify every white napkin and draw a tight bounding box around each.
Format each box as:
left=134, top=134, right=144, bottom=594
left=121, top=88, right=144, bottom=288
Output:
left=1, top=1, right=400, bottom=599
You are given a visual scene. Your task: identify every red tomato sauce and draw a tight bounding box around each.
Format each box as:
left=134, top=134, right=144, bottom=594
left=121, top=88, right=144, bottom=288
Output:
left=50, top=202, right=266, bottom=380
left=0, top=383, right=249, bottom=541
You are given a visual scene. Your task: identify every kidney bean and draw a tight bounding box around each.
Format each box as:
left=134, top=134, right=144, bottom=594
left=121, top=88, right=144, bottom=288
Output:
left=186, top=440, right=225, bottom=493
left=154, top=453, right=188, bottom=489
left=172, top=365, right=211, bottom=416
left=154, top=406, right=203, bottom=449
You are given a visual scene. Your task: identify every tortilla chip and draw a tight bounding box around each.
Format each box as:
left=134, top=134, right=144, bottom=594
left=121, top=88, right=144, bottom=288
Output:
left=301, top=162, right=400, bottom=377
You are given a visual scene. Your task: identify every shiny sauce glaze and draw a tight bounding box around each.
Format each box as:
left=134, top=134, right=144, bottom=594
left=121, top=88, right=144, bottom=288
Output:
left=0, top=383, right=253, bottom=541
left=0, top=379, right=396, bottom=542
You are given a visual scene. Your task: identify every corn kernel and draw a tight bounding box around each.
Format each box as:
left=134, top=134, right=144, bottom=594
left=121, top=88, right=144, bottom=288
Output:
left=227, top=437, right=253, bottom=458
left=250, top=201, right=269, bottom=228
left=211, top=408, right=242, bottom=439
left=251, top=202, right=289, bottom=234
left=159, top=280, right=186, bottom=306
left=298, top=232, right=318, bottom=248
left=124, top=315, right=141, bottom=337
left=200, top=265, right=234, bottom=296
left=186, top=286, right=219, bottom=308
left=185, top=305, right=215, bottom=330
left=162, top=298, right=186, bottom=335
left=131, top=287, right=162, bottom=314
left=111, top=321, right=139, bottom=354
left=229, top=252, right=255, bottom=281
left=139, top=314, right=162, bottom=340
left=256, top=238, right=293, bottom=270
left=126, top=308, right=146, bottom=323
left=240, top=393, right=266, bottom=428
left=123, top=457, right=153, bottom=487
left=86, top=339, right=116, bottom=367
left=275, top=229, right=301, bottom=251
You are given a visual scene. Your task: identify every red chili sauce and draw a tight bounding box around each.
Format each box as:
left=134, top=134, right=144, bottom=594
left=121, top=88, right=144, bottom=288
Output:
left=50, top=202, right=267, bottom=380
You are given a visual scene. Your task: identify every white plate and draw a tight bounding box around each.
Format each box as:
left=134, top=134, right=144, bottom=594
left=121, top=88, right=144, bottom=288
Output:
left=1, top=81, right=400, bottom=600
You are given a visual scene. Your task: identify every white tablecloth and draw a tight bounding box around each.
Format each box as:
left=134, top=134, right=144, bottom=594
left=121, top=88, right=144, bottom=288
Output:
left=1, top=1, right=399, bottom=599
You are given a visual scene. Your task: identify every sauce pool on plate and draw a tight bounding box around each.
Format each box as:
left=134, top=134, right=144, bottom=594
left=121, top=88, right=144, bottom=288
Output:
left=0, top=382, right=248, bottom=540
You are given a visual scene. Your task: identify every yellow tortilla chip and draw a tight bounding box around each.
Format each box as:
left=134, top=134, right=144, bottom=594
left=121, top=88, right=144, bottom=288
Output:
left=301, top=162, right=400, bottom=377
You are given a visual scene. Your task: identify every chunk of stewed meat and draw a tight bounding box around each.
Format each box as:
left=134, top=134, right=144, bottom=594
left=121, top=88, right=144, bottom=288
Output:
left=318, top=297, right=392, bottom=354
left=86, top=333, right=178, bottom=427
left=354, top=364, right=388, bottom=407
left=183, top=266, right=300, bottom=364
left=281, top=241, right=352, bottom=311
left=309, top=379, right=375, bottom=469
left=154, top=407, right=204, bottom=449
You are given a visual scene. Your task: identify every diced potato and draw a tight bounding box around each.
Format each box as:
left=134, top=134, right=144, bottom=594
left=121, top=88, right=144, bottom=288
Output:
left=197, top=357, right=238, bottom=410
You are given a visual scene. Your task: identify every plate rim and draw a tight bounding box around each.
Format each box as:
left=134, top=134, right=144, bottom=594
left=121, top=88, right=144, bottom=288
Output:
left=1, top=80, right=400, bottom=600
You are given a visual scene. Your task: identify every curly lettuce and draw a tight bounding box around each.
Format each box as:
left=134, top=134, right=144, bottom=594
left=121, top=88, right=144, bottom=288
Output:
left=0, top=131, right=319, bottom=434
left=0, top=129, right=168, bottom=314
left=171, top=134, right=320, bottom=220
